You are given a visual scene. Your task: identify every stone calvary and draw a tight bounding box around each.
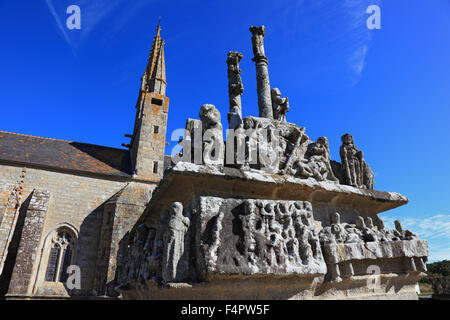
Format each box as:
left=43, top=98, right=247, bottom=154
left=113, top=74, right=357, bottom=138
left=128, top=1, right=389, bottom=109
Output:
left=115, top=25, right=428, bottom=300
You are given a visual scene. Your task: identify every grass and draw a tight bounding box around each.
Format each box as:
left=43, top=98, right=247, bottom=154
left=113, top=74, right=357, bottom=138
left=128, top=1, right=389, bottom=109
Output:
left=419, top=282, right=433, bottom=296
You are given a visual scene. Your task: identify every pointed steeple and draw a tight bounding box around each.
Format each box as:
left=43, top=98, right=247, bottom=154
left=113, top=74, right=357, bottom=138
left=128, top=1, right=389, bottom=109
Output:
left=141, top=20, right=166, bottom=96
left=127, top=19, right=170, bottom=181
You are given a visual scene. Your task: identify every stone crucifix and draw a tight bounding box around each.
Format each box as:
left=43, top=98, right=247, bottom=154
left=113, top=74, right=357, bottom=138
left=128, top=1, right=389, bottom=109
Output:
left=226, top=51, right=244, bottom=129
left=250, top=25, right=273, bottom=119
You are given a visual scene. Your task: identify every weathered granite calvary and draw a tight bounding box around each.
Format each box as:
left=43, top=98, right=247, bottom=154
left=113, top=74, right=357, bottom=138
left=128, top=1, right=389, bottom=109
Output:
left=115, top=25, right=428, bottom=300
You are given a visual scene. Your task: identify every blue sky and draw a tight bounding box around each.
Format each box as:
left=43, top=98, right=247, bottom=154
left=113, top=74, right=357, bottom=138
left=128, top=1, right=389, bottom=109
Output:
left=0, top=1, right=449, bottom=261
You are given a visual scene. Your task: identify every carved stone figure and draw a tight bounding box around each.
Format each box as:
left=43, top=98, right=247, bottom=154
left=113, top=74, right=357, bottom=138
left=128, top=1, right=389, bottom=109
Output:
left=140, top=228, right=156, bottom=281
left=269, top=122, right=306, bottom=174
left=363, top=217, right=379, bottom=242
left=318, top=212, right=428, bottom=283
left=199, top=104, right=224, bottom=166
left=353, top=216, right=377, bottom=242
left=340, top=133, right=374, bottom=189
left=125, top=224, right=149, bottom=285
left=152, top=209, right=169, bottom=261
left=271, top=88, right=289, bottom=122
left=393, top=220, right=418, bottom=241
left=374, top=218, right=389, bottom=241
left=242, top=117, right=258, bottom=169
left=199, top=199, right=326, bottom=275
left=363, top=161, right=375, bottom=190
left=227, top=51, right=244, bottom=129
left=249, top=25, right=266, bottom=60
left=303, top=137, right=339, bottom=182
left=344, top=225, right=362, bottom=243
left=162, top=202, right=190, bottom=283
left=257, top=125, right=280, bottom=173
left=319, top=212, right=346, bottom=244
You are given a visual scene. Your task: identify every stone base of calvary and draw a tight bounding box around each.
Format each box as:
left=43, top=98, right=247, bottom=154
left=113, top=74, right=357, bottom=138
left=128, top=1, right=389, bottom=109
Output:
left=115, top=26, right=428, bottom=300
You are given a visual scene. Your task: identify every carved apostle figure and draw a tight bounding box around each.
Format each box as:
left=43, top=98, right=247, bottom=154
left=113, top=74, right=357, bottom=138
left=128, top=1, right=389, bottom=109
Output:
left=199, top=104, right=224, bottom=166
left=354, top=216, right=377, bottom=242
left=393, top=220, right=418, bottom=241
left=257, top=124, right=280, bottom=172
left=305, top=136, right=339, bottom=182
left=374, top=218, right=389, bottom=242
left=242, top=117, right=258, bottom=168
left=271, top=88, right=289, bottom=122
left=268, top=232, right=286, bottom=267
left=330, top=212, right=346, bottom=243
left=344, top=226, right=362, bottom=243
left=319, top=212, right=346, bottom=244
left=260, top=202, right=276, bottom=235
left=297, top=224, right=313, bottom=264
left=162, top=202, right=190, bottom=283
left=364, top=217, right=379, bottom=242
left=340, top=133, right=374, bottom=189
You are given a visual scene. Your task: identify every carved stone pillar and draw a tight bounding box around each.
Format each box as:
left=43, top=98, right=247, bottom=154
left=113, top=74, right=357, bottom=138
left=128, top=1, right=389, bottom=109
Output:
left=227, top=51, right=244, bottom=129
left=250, top=26, right=273, bottom=119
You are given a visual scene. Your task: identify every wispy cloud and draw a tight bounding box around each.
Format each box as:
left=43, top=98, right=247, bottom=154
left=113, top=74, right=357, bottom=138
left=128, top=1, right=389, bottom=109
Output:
left=278, top=0, right=382, bottom=89
left=343, top=0, right=381, bottom=81
left=45, top=0, right=73, bottom=51
left=349, top=44, right=369, bottom=75
left=45, top=0, right=153, bottom=52
left=381, top=213, right=450, bottom=262
left=428, top=247, right=450, bottom=262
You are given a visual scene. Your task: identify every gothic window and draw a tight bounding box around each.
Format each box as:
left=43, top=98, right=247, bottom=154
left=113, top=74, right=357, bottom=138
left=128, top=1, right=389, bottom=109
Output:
left=44, top=231, right=75, bottom=283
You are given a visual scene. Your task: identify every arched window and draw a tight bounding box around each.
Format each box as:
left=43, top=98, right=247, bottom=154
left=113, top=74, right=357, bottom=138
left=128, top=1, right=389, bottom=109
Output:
left=44, top=231, right=75, bottom=283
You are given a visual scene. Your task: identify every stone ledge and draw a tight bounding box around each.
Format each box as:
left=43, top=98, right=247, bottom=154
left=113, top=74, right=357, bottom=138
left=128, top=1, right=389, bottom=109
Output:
left=323, top=240, right=429, bottom=263
left=118, top=273, right=422, bottom=300
left=140, top=162, right=408, bottom=227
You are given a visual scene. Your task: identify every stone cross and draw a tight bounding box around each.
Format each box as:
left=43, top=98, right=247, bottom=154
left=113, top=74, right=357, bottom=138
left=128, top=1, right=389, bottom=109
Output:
left=250, top=25, right=273, bottom=119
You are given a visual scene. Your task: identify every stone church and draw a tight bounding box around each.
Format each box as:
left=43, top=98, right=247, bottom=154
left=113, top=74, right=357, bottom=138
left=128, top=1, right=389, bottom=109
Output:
left=0, top=24, right=428, bottom=300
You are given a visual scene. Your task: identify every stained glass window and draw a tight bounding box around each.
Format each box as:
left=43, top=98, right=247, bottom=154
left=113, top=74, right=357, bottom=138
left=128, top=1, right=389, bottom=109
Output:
left=58, top=246, right=73, bottom=282
left=45, top=245, right=60, bottom=281
left=44, top=230, right=75, bottom=283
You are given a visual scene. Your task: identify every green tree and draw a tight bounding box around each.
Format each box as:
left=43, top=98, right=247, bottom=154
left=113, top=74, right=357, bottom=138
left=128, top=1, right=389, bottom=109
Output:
left=427, top=260, right=450, bottom=276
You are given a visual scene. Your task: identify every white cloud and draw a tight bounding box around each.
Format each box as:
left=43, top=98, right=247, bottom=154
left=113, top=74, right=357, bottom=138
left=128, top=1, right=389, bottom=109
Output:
left=381, top=213, right=450, bottom=262
left=45, top=0, right=153, bottom=51
left=343, top=0, right=382, bottom=81
left=349, top=44, right=368, bottom=75
left=382, top=214, right=450, bottom=240
left=45, top=0, right=72, bottom=49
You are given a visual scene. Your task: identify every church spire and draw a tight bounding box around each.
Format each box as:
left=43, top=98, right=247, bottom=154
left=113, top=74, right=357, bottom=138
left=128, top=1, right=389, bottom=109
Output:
left=128, top=19, right=170, bottom=181
left=141, top=21, right=166, bottom=96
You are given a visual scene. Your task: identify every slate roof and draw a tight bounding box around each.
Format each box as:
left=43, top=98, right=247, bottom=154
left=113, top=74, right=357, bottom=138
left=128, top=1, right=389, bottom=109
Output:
left=0, top=131, right=132, bottom=177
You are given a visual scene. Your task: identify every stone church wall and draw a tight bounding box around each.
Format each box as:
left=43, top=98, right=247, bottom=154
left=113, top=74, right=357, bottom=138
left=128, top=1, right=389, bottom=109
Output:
left=0, top=163, right=129, bottom=297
